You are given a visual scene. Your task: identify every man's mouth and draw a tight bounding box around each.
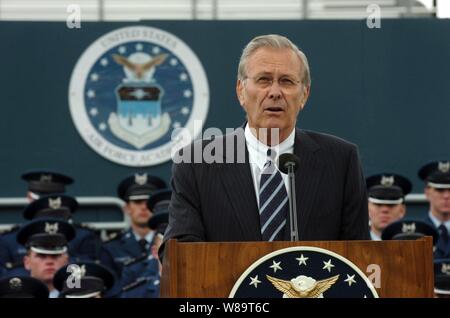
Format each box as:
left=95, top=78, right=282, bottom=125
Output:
left=264, top=106, right=284, bottom=112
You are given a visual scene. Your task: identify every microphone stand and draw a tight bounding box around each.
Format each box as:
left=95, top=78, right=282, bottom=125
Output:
left=286, top=162, right=299, bottom=241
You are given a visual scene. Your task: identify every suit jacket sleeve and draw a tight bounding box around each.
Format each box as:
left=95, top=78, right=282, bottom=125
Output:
left=339, top=145, right=370, bottom=240
left=159, top=151, right=206, bottom=260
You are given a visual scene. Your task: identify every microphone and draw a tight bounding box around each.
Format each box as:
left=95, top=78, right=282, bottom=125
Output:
left=278, top=153, right=300, bottom=174
left=278, top=153, right=300, bottom=241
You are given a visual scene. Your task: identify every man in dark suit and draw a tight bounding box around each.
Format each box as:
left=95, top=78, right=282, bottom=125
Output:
left=161, top=34, right=369, bottom=256
left=419, top=161, right=450, bottom=258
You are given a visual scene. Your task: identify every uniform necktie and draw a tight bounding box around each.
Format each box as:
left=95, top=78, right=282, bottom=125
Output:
left=437, top=224, right=449, bottom=256
left=138, top=238, right=149, bottom=253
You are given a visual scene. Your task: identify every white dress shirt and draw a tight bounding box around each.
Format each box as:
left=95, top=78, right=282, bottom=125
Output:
left=133, top=230, right=155, bottom=245
left=370, top=230, right=381, bottom=241
left=49, top=289, right=59, bottom=298
left=244, top=124, right=295, bottom=207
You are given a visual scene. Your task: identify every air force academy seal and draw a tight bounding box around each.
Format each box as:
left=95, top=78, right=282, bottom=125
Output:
left=229, top=247, right=378, bottom=298
left=69, top=26, right=209, bottom=167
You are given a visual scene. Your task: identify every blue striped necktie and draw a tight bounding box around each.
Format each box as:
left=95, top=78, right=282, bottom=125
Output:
left=259, top=149, right=288, bottom=241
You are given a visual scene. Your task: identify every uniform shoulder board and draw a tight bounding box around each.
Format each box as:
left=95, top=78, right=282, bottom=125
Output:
left=5, top=260, right=24, bottom=269
left=123, top=253, right=149, bottom=267
left=103, top=230, right=126, bottom=243
left=74, top=223, right=94, bottom=230
left=121, top=277, right=149, bottom=292
left=0, top=225, right=20, bottom=235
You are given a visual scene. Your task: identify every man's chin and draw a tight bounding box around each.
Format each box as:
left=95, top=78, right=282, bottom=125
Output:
left=136, top=222, right=150, bottom=228
left=41, top=272, right=55, bottom=282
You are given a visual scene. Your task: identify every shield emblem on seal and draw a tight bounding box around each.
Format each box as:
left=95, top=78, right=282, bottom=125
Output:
left=115, top=83, right=164, bottom=136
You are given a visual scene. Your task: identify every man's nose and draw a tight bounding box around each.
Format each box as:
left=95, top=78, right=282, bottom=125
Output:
left=380, top=205, right=390, bottom=213
left=267, top=82, right=282, bottom=100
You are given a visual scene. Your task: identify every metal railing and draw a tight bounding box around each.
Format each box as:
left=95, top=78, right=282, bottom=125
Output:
left=0, top=0, right=435, bottom=21
left=0, top=193, right=428, bottom=231
left=0, top=196, right=127, bottom=232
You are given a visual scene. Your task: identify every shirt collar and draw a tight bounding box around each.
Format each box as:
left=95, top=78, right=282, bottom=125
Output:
left=132, top=230, right=154, bottom=243
left=49, top=289, right=60, bottom=298
left=370, top=231, right=381, bottom=241
left=244, top=124, right=295, bottom=169
left=428, top=211, right=450, bottom=232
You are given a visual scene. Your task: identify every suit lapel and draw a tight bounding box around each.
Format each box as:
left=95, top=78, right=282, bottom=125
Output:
left=216, top=127, right=323, bottom=241
left=284, top=129, right=323, bottom=240
left=218, top=128, right=262, bottom=240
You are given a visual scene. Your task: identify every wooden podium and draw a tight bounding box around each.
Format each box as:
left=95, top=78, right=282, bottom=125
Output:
left=160, top=237, right=434, bottom=298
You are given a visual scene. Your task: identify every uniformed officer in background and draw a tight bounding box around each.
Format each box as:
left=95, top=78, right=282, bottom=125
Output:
left=16, top=218, right=75, bottom=297
left=53, top=261, right=115, bottom=298
left=120, top=188, right=171, bottom=298
left=419, top=161, right=450, bottom=258
left=23, top=195, right=103, bottom=263
left=0, top=170, right=74, bottom=276
left=100, top=173, right=166, bottom=278
left=366, top=173, right=412, bottom=240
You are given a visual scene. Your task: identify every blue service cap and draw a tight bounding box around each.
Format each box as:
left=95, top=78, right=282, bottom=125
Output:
left=117, top=173, right=166, bottom=201
left=381, top=219, right=439, bottom=244
left=23, top=194, right=79, bottom=220
left=434, top=258, right=450, bottom=295
left=53, top=262, right=115, bottom=298
left=16, top=218, right=76, bottom=255
left=0, top=276, right=49, bottom=298
left=418, top=161, right=450, bottom=189
left=21, top=170, right=74, bottom=195
left=366, top=173, right=412, bottom=205
left=147, top=189, right=171, bottom=231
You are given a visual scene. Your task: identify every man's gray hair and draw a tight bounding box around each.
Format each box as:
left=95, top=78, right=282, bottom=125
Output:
left=237, top=34, right=311, bottom=87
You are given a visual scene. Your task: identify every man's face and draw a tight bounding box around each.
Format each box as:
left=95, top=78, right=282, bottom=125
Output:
left=125, top=199, right=152, bottom=227
left=236, top=47, right=310, bottom=141
left=425, top=187, right=450, bottom=217
left=24, top=251, right=68, bottom=285
left=368, top=202, right=406, bottom=232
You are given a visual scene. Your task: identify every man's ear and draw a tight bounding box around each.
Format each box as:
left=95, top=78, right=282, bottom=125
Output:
left=236, top=79, right=245, bottom=107
left=299, top=85, right=311, bottom=111
left=399, top=204, right=407, bottom=218
left=123, top=203, right=131, bottom=216
left=24, top=255, right=31, bottom=271
left=424, top=186, right=431, bottom=200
